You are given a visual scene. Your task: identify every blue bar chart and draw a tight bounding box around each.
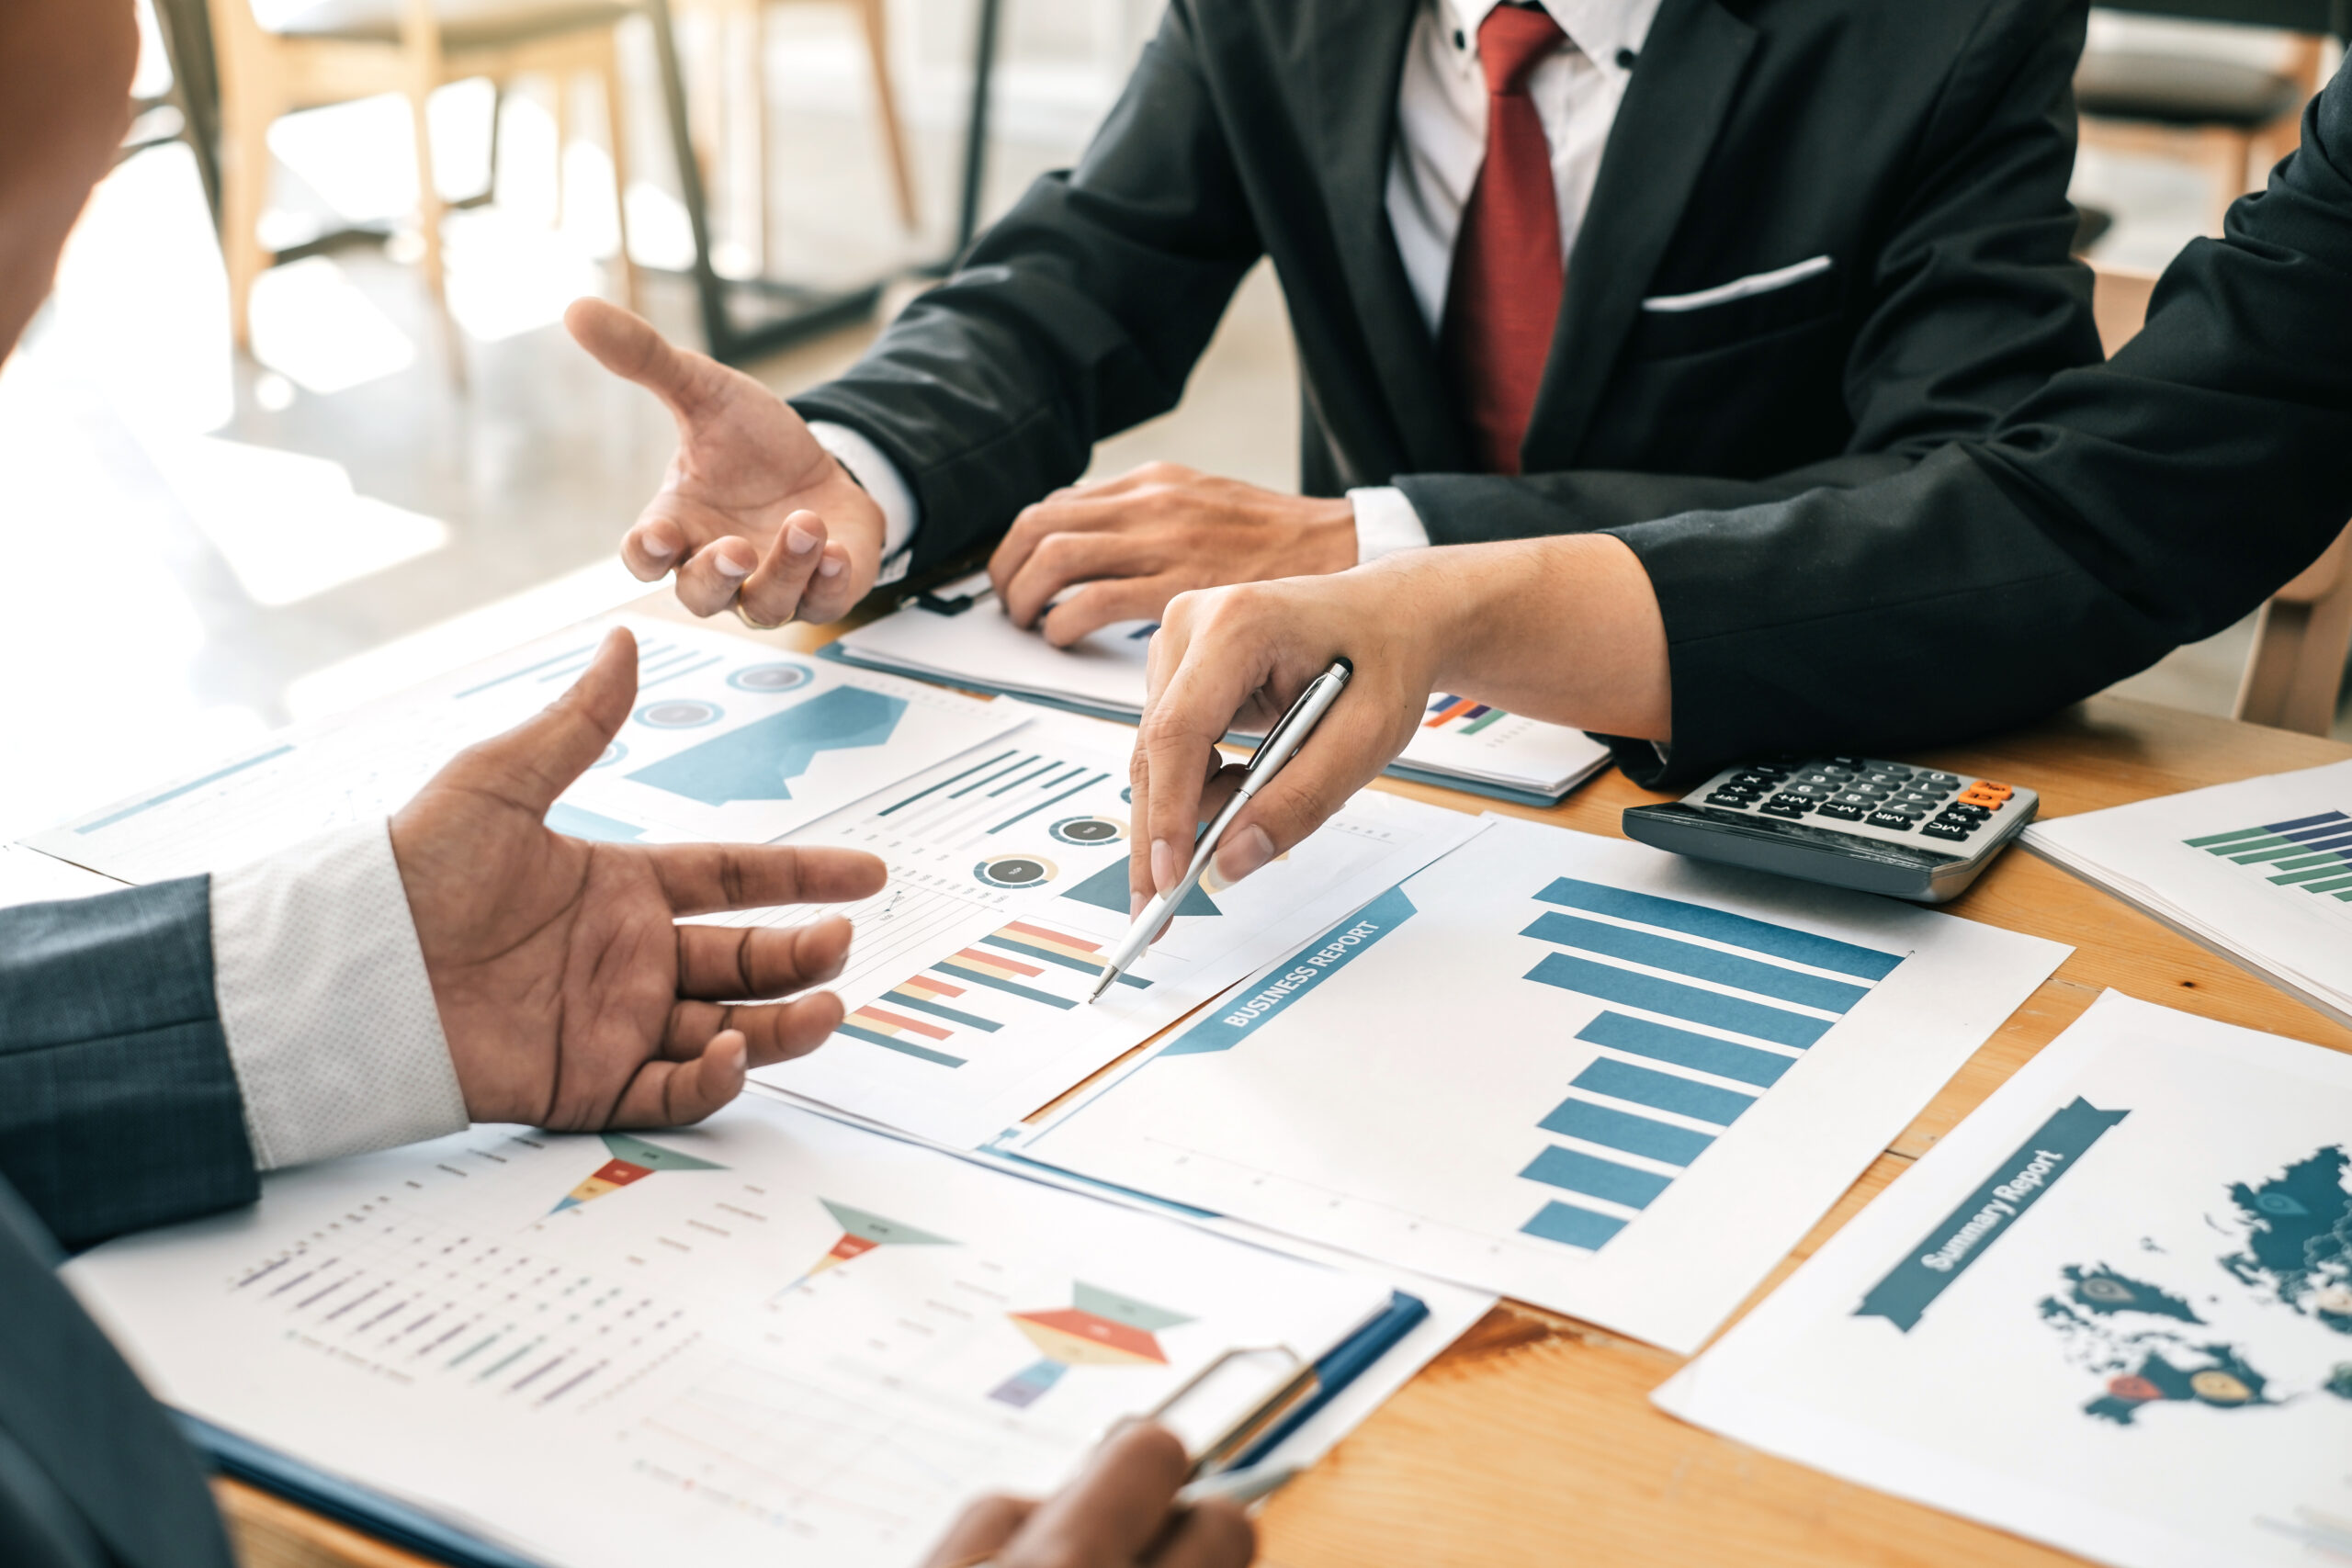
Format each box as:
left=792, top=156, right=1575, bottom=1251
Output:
left=1514, top=876, right=1905, bottom=1252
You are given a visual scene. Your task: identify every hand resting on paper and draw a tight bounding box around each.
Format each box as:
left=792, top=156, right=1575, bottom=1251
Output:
left=988, top=462, right=1357, bottom=648
left=390, top=626, right=887, bottom=1129
left=565, top=299, right=885, bottom=628
left=924, top=1424, right=1255, bottom=1568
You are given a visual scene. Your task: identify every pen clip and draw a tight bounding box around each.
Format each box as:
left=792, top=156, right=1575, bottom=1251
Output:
left=1241, top=660, right=1351, bottom=780
left=1143, top=1344, right=1317, bottom=1478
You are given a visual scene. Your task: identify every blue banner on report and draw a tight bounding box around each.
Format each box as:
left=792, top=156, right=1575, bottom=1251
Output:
left=1855, top=1097, right=2129, bottom=1331
left=1157, top=884, right=1419, bottom=1057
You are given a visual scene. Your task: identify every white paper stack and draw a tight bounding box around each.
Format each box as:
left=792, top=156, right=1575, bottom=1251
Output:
left=831, top=574, right=1614, bottom=805
left=2023, top=760, right=2352, bottom=1027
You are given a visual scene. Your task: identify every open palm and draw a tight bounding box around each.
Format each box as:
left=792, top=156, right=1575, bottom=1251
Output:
left=390, top=627, right=886, bottom=1129
left=566, top=299, right=887, bottom=626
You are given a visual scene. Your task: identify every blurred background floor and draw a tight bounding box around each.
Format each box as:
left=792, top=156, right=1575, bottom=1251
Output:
left=0, top=5, right=2341, bottom=841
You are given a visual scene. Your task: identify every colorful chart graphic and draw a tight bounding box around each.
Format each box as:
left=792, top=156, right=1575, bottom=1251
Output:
left=975, top=853, right=1057, bottom=890
left=836, top=921, right=1150, bottom=1067
left=782, top=1199, right=954, bottom=1293
left=1049, top=816, right=1125, bottom=846
left=628, top=686, right=908, bottom=805
left=1511, top=877, right=1905, bottom=1253
left=550, top=1133, right=725, bottom=1213
left=870, top=749, right=1116, bottom=842
left=727, top=661, right=812, bottom=692
left=1064, top=858, right=1218, bottom=919
left=1424, top=694, right=1509, bottom=736
left=989, top=1283, right=1193, bottom=1407
left=2041, top=1144, right=2352, bottom=1426
left=2185, top=808, right=2352, bottom=899
left=635, top=697, right=724, bottom=729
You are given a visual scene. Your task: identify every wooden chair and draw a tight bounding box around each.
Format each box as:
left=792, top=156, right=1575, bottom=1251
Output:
left=2075, top=10, right=2335, bottom=233
left=678, top=0, right=919, bottom=269
left=204, top=0, right=643, bottom=355
left=2092, top=260, right=2352, bottom=735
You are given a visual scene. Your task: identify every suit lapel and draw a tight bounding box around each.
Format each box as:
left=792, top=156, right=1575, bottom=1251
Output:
left=1314, top=0, right=1471, bottom=474
left=1521, top=0, right=1756, bottom=472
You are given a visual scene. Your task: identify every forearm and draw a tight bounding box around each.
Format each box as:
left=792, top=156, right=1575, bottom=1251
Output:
left=1414, top=534, right=1671, bottom=741
left=1394, top=456, right=1916, bottom=547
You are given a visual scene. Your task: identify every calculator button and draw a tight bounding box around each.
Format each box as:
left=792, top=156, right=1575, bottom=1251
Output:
left=1705, top=793, right=1753, bottom=809
left=1920, top=820, right=1975, bottom=842
left=1727, top=770, right=1779, bottom=790
left=1760, top=795, right=1813, bottom=818
left=1866, top=809, right=1922, bottom=830
left=1943, top=802, right=1992, bottom=820
left=1832, top=791, right=1879, bottom=807
left=1891, top=791, right=1941, bottom=807
left=1917, top=773, right=1962, bottom=788
left=1815, top=802, right=1868, bottom=822
left=1827, top=756, right=1868, bottom=771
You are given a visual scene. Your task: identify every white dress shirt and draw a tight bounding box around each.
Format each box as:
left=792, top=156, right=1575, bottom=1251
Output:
left=820, top=0, right=1662, bottom=576
left=210, top=822, right=468, bottom=1169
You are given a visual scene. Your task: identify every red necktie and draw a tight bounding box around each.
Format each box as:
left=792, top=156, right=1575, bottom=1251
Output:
left=1440, top=4, right=1566, bottom=476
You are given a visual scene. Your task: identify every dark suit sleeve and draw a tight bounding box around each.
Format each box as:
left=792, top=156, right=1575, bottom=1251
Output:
left=789, top=0, right=1263, bottom=573
left=1601, top=61, right=2352, bottom=787
left=0, top=880, right=257, bottom=1251
left=1395, top=0, right=2101, bottom=543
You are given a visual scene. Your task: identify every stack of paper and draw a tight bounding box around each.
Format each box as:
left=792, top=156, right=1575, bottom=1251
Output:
left=1655, top=990, right=2352, bottom=1568
left=2023, top=760, right=2352, bottom=1027
left=830, top=575, right=1614, bottom=805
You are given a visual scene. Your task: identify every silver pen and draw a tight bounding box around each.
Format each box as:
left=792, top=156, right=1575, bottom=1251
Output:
left=1086, top=659, right=1353, bottom=1002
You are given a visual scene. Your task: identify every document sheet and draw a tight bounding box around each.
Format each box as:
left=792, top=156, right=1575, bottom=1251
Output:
left=723, top=704, right=1483, bottom=1146
left=1653, top=990, right=2352, bottom=1568
left=66, top=1096, right=1397, bottom=1568
left=832, top=585, right=1612, bottom=801
left=1014, top=816, right=2069, bottom=1353
left=0, top=841, right=123, bottom=908
left=2024, top=760, right=2352, bottom=1027
left=29, top=617, right=1021, bottom=884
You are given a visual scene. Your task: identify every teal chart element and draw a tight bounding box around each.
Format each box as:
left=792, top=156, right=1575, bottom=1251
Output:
left=628, top=686, right=908, bottom=805
left=1063, top=858, right=1218, bottom=918
left=1855, top=1097, right=2128, bottom=1330
left=546, top=802, right=647, bottom=842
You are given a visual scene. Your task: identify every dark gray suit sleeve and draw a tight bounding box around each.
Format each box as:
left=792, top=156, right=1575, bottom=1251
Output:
left=0, top=880, right=257, bottom=1251
left=1396, top=0, right=2100, bottom=542
left=788, top=0, right=1262, bottom=573
left=1602, top=61, right=2352, bottom=787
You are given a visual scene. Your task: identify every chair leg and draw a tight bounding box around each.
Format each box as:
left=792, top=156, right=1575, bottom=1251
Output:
left=856, top=0, right=919, bottom=230
left=601, top=38, right=642, bottom=315
left=405, top=81, right=465, bottom=380
left=551, top=69, right=571, bottom=227
left=220, top=98, right=276, bottom=351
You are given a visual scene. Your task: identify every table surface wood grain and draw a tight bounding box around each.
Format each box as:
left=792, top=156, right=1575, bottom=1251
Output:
left=211, top=598, right=2352, bottom=1568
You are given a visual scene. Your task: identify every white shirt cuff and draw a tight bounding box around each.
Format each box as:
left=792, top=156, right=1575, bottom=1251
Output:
left=210, top=820, right=467, bottom=1170
left=1348, top=486, right=1433, bottom=563
left=809, top=421, right=919, bottom=588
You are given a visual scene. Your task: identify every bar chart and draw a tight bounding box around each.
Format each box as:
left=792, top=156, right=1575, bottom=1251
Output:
left=2185, top=808, right=2352, bottom=900
left=838, top=919, right=1151, bottom=1067
left=1511, top=876, right=1904, bottom=1252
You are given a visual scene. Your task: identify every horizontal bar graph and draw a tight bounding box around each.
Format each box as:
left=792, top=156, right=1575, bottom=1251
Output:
left=1514, top=880, right=1902, bottom=1253
left=2186, top=808, right=2352, bottom=898
left=831, top=919, right=1147, bottom=1069
left=1424, top=694, right=1509, bottom=736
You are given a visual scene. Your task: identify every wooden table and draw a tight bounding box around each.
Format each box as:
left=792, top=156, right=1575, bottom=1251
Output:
left=213, top=600, right=2352, bottom=1568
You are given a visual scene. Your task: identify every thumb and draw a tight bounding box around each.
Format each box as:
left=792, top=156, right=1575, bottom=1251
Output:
left=563, top=297, right=731, bottom=421
left=466, top=626, right=638, bottom=817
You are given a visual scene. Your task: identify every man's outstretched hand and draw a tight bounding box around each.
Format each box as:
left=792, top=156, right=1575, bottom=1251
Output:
left=390, top=627, right=887, bottom=1130
left=923, top=1425, right=1253, bottom=1568
left=565, top=298, right=885, bottom=626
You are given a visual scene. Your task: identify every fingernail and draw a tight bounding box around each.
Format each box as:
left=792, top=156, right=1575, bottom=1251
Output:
left=1150, top=838, right=1179, bottom=894
left=715, top=555, right=751, bottom=580
left=818, top=557, right=844, bottom=579
left=1130, top=889, right=1148, bottom=919
left=786, top=521, right=820, bottom=555
left=1214, top=825, right=1274, bottom=886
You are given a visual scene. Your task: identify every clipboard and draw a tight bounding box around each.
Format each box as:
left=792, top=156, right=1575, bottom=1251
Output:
left=175, top=1291, right=1430, bottom=1568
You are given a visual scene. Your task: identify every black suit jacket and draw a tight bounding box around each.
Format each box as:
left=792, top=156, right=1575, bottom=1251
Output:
left=794, top=0, right=2101, bottom=575
left=1602, top=56, right=2352, bottom=782
left=0, top=881, right=251, bottom=1568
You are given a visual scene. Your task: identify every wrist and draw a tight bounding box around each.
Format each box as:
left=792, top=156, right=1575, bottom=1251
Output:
left=1296, top=496, right=1359, bottom=575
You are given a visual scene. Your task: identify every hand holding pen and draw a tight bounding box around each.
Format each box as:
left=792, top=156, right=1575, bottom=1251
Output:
left=1091, top=659, right=1353, bottom=998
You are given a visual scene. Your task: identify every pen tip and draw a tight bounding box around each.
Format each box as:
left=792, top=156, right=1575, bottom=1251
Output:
left=1086, top=969, right=1115, bottom=1003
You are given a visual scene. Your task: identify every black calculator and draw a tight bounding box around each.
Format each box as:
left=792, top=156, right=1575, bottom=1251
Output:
left=1620, top=755, right=2038, bottom=904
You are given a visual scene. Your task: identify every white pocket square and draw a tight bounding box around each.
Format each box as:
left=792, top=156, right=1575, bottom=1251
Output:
left=1641, top=254, right=1834, bottom=314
